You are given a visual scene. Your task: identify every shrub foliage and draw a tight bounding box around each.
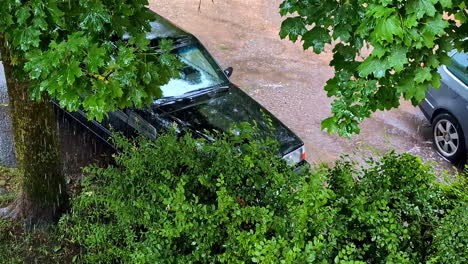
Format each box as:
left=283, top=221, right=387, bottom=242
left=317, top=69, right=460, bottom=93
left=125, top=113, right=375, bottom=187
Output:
left=61, top=126, right=467, bottom=263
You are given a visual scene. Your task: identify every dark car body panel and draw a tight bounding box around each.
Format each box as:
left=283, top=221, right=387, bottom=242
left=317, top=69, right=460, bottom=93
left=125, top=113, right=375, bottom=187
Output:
left=142, top=84, right=303, bottom=155
left=419, top=65, right=468, bottom=151
left=55, top=83, right=303, bottom=156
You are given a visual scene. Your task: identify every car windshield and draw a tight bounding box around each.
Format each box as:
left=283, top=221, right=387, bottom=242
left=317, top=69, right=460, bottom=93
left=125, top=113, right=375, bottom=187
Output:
left=447, top=51, right=468, bottom=85
left=159, top=44, right=228, bottom=98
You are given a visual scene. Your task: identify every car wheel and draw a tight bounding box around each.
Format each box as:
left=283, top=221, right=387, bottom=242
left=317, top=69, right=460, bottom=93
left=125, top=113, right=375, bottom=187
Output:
left=432, top=113, right=466, bottom=163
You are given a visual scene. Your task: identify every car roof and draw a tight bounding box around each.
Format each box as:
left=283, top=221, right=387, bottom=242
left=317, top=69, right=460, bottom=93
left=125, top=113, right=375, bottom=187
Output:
left=122, top=12, right=192, bottom=42
left=147, top=12, right=192, bottom=40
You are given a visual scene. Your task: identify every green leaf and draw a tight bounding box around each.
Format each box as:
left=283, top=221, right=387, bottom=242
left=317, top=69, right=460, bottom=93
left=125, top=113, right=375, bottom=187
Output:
left=324, top=78, right=340, bottom=97
left=117, top=46, right=137, bottom=66
left=396, top=78, right=426, bottom=101
left=407, top=0, right=438, bottom=19
left=80, top=6, right=111, bottom=32
left=413, top=83, right=428, bottom=101
left=143, top=72, right=152, bottom=85
left=396, top=78, right=412, bottom=95
left=46, top=1, right=65, bottom=26
left=33, top=17, right=48, bottom=30
left=12, top=28, right=41, bottom=51
left=424, top=15, right=449, bottom=35
left=279, top=0, right=296, bottom=16
left=387, top=47, right=408, bottom=72
left=414, top=67, right=432, bottom=83
left=333, top=24, right=352, bottom=42
left=421, top=30, right=437, bottom=48
left=321, top=116, right=339, bottom=133
left=16, top=6, right=31, bottom=25
left=129, top=33, right=151, bottom=50
left=366, top=5, right=395, bottom=18
left=66, top=33, right=88, bottom=52
left=437, top=0, right=452, bottom=8
left=85, top=44, right=106, bottom=73
left=372, top=44, right=386, bottom=58
left=108, top=80, right=123, bottom=98
left=374, top=15, right=403, bottom=43
left=331, top=44, right=357, bottom=69
left=404, top=14, right=419, bottom=28
left=426, top=54, right=440, bottom=68
left=439, top=53, right=452, bottom=65
left=431, top=72, right=442, bottom=88
left=279, top=17, right=306, bottom=42
left=358, top=57, right=389, bottom=78
left=66, top=62, right=83, bottom=85
left=302, top=27, right=331, bottom=54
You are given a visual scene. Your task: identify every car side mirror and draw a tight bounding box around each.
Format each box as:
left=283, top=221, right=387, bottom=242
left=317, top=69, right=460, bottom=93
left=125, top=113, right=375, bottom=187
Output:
left=224, top=67, right=233, bottom=78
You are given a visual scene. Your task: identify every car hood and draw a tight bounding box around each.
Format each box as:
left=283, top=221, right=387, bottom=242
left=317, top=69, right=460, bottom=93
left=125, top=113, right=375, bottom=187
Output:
left=153, top=85, right=303, bottom=155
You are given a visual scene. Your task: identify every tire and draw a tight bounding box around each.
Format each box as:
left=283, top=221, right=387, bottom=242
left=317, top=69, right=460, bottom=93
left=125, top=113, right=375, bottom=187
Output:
left=432, top=113, right=466, bottom=163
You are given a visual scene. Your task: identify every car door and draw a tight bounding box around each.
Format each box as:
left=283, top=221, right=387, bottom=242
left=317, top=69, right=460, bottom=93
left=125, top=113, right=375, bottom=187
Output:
left=444, top=52, right=468, bottom=147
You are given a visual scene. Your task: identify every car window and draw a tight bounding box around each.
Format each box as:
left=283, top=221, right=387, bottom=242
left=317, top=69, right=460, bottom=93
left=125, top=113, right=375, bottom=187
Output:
left=98, top=110, right=128, bottom=133
left=447, top=52, right=468, bottom=86
left=127, top=110, right=158, bottom=140
left=160, top=44, right=228, bottom=98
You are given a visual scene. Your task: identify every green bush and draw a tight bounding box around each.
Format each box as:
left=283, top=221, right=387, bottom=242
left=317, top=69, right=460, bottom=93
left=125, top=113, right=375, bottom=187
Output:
left=323, top=155, right=466, bottom=263
left=61, top=125, right=467, bottom=263
left=427, top=173, right=467, bottom=264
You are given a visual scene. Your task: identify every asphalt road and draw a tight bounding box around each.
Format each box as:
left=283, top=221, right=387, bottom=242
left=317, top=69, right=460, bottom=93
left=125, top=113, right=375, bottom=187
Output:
left=149, top=0, right=454, bottom=171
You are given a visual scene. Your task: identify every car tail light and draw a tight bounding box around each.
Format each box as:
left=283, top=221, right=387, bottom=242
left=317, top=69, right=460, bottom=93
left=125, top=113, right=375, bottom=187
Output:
left=283, top=146, right=306, bottom=166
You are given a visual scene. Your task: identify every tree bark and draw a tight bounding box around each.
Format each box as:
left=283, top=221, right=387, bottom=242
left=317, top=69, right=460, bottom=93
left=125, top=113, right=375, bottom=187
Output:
left=0, top=34, right=67, bottom=225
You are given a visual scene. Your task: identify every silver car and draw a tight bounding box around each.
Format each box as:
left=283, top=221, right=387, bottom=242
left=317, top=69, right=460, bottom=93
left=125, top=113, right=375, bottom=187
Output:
left=419, top=51, right=468, bottom=163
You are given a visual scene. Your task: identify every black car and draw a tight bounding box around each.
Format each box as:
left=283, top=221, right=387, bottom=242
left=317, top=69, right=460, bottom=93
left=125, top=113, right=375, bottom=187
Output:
left=54, top=13, right=308, bottom=169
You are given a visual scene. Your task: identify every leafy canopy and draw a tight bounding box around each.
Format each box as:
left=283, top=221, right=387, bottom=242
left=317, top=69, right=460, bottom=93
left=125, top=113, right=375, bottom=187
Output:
left=0, top=0, right=180, bottom=121
left=279, top=0, right=467, bottom=136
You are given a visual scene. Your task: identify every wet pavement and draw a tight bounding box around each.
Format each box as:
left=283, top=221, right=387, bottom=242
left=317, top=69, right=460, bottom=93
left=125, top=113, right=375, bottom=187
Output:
left=0, top=62, right=16, bottom=168
left=0, top=1, right=457, bottom=173
left=149, top=0, right=455, bottom=171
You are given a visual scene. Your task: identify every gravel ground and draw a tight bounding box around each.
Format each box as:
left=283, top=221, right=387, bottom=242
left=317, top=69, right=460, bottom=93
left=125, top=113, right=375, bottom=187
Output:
left=149, top=0, right=456, bottom=172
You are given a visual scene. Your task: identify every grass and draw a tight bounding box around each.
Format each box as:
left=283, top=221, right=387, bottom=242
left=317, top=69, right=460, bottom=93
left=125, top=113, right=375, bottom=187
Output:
left=0, top=219, right=78, bottom=263
left=0, top=166, right=79, bottom=263
left=0, top=166, right=19, bottom=207
left=0, top=192, right=17, bottom=207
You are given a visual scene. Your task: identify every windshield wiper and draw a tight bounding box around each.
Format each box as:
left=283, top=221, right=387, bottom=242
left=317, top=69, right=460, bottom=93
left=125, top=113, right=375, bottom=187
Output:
left=183, top=84, right=230, bottom=97
left=154, top=85, right=230, bottom=107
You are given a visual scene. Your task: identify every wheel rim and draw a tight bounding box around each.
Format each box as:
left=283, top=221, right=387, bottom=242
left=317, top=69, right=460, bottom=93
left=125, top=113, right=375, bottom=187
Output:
left=434, top=119, right=459, bottom=157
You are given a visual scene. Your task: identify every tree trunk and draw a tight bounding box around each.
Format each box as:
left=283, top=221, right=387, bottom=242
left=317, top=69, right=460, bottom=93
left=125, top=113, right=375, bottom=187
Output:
left=0, top=34, right=67, bottom=225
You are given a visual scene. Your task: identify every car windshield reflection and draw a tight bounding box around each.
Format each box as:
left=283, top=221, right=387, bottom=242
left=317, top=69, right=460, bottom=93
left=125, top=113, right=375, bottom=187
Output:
left=159, top=44, right=228, bottom=98
left=446, top=51, right=467, bottom=86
